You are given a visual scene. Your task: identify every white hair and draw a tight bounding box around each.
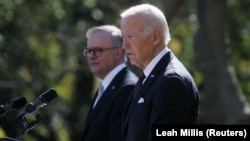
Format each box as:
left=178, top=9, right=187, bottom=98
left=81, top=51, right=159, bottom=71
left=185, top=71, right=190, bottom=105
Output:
left=120, top=3, right=171, bottom=45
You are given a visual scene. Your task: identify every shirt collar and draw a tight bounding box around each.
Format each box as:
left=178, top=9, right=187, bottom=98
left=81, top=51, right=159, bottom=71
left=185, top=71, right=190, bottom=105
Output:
left=100, top=63, right=126, bottom=90
left=143, top=47, right=168, bottom=78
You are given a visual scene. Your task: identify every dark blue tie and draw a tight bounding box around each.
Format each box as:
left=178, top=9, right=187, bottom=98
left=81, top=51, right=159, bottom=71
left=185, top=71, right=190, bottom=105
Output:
left=133, top=73, right=145, bottom=99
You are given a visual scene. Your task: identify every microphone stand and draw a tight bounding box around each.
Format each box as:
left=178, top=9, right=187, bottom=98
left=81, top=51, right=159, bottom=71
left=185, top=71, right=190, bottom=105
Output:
left=1, top=113, right=41, bottom=141
left=15, top=110, right=42, bottom=141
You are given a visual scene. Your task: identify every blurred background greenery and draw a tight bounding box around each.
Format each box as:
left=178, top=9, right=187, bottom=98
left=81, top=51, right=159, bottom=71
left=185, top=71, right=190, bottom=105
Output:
left=0, top=0, right=250, bottom=141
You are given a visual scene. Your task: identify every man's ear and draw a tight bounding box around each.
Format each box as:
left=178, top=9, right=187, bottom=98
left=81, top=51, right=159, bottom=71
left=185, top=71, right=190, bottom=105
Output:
left=116, top=47, right=123, bottom=58
left=152, top=29, right=161, bottom=45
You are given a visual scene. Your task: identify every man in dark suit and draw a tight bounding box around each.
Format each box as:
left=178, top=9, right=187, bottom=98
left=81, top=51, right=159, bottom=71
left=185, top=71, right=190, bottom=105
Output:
left=120, top=4, right=200, bottom=141
left=81, top=25, right=138, bottom=141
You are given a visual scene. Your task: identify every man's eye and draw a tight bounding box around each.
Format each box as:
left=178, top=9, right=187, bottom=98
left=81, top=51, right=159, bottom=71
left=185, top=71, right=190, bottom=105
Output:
left=95, top=48, right=102, bottom=52
left=88, top=49, right=93, bottom=53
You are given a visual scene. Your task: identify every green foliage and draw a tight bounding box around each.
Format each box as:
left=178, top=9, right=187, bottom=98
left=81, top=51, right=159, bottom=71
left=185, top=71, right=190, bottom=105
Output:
left=0, top=0, right=136, bottom=140
left=168, top=0, right=200, bottom=86
left=228, top=0, right=250, bottom=101
left=1, top=0, right=250, bottom=140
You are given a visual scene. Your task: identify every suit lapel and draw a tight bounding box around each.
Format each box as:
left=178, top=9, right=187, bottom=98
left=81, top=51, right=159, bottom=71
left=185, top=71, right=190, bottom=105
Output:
left=135, top=51, right=172, bottom=100
left=86, top=68, right=128, bottom=124
left=95, top=67, right=127, bottom=109
left=123, top=51, right=173, bottom=133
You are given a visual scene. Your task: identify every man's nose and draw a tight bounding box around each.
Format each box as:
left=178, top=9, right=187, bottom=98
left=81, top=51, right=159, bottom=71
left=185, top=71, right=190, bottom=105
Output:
left=122, top=39, right=129, bottom=49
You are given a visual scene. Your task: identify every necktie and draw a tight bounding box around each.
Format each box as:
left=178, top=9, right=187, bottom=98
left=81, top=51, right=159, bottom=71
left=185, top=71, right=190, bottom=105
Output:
left=93, top=83, right=104, bottom=108
left=133, top=73, right=145, bottom=99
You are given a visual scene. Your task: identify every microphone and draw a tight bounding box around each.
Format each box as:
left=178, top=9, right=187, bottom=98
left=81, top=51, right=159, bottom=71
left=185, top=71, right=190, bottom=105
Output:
left=14, top=88, right=58, bottom=140
left=15, top=88, right=58, bottom=130
left=0, top=97, right=27, bottom=116
left=20, top=88, right=58, bottom=115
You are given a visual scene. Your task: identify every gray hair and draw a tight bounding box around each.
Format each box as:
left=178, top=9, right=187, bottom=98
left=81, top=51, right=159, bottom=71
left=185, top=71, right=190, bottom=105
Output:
left=86, top=25, right=123, bottom=47
left=120, top=3, right=171, bottom=45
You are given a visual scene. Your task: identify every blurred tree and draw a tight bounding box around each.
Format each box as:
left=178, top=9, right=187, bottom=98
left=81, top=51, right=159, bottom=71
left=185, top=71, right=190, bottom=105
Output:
left=228, top=0, right=250, bottom=102
left=194, top=0, right=250, bottom=124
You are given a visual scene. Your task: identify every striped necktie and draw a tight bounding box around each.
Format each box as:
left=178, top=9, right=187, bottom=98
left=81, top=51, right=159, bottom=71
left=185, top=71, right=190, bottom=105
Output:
left=133, top=73, right=145, bottom=99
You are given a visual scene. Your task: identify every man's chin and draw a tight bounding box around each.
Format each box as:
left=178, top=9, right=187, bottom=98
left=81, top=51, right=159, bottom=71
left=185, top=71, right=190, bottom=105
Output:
left=90, top=68, right=99, bottom=74
left=129, top=59, right=136, bottom=65
left=129, top=61, right=141, bottom=68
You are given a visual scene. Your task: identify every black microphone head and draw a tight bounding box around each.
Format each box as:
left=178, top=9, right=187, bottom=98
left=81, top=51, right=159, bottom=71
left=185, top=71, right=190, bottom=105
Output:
left=11, top=97, right=27, bottom=109
left=39, top=88, right=58, bottom=104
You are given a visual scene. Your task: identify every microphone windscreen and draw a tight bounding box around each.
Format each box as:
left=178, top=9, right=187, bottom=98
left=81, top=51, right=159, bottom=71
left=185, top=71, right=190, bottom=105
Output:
left=40, top=88, right=58, bottom=103
left=12, top=97, right=27, bottom=108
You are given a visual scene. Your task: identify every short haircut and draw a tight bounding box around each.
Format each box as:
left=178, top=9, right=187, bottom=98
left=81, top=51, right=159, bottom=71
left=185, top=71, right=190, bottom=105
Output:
left=86, top=25, right=123, bottom=47
left=120, top=3, right=171, bottom=45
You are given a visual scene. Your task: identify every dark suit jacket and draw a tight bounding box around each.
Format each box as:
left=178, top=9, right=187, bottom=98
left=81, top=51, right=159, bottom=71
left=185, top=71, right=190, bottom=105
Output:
left=122, top=50, right=200, bottom=141
left=81, top=67, right=138, bottom=141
